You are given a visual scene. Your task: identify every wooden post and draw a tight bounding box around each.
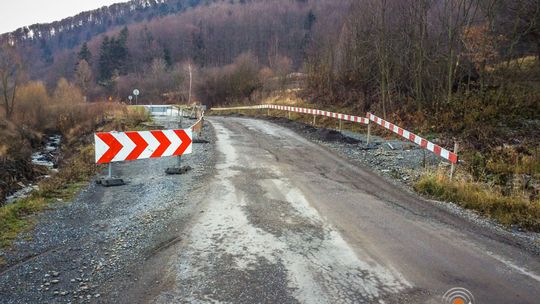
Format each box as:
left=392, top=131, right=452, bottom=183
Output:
left=267, top=108, right=270, bottom=116
left=313, top=115, right=316, bottom=126
left=367, top=122, right=371, bottom=145
left=450, top=142, right=459, bottom=179
left=288, top=111, right=291, bottom=120
left=339, top=119, right=343, bottom=131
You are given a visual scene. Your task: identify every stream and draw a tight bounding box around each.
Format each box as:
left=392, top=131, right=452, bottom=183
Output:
left=5, top=134, right=62, bottom=204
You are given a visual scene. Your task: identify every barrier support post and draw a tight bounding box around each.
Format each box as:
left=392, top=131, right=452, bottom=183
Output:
left=288, top=111, right=291, bottom=120
left=367, top=122, right=371, bottom=145
left=450, top=142, right=459, bottom=179
left=267, top=108, right=270, bottom=116
left=99, top=162, right=125, bottom=187
left=339, top=119, right=342, bottom=131
left=313, top=115, right=316, bottom=126
left=166, top=115, right=191, bottom=175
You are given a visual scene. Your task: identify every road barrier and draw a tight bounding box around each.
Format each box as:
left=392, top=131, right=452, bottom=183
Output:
left=211, top=104, right=459, bottom=171
left=367, top=113, right=458, bottom=164
left=212, top=104, right=370, bottom=125
left=266, top=105, right=370, bottom=125
left=94, top=108, right=205, bottom=185
left=95, top=129, right=192, bottom=164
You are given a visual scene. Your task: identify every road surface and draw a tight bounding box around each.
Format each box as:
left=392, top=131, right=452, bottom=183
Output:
left=1, top=116, right=538, bottom=303
left=141, top=117, right=539, bottom=303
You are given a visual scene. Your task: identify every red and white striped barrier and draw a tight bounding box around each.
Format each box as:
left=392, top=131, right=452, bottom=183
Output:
left=367, top=113, right=458, bottom=164
left=266, top=105, right=370, bottom=124
left=212, top=104, right=369, bottom=124
left=94, top=129, right=193, bottom=164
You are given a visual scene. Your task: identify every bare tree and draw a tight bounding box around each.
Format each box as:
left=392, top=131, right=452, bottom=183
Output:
left=0, top=44, right=23, bottom=119
left=75, top=60, right=93, bottom=101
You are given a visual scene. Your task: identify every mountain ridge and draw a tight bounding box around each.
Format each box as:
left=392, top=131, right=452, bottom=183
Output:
left=0, top=0, right=210, bottom=48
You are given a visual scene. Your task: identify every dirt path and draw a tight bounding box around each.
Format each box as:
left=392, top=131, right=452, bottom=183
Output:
left=148, top=117, right=539, bottom=303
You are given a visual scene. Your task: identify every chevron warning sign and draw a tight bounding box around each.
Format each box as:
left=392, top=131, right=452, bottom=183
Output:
left=94, top=129, right=193, bottom=164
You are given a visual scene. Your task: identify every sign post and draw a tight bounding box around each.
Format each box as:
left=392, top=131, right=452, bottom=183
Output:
left=133, top=89, right=140, bottom=105
left=128, top=95, right=133, bottom=105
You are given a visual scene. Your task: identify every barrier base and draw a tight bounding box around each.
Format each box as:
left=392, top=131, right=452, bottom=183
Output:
left=97, top=178, right=125, bottom=187
left=193, top=138, right=210, bottom=144
left=165, top=166, right=192, bottom=175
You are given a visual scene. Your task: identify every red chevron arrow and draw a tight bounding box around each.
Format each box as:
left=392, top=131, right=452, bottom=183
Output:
left=173, top=130, right=192, bottom=156
left=150, top=130, right=171, bottom=158
left=125, top=132, right=149, bottom=161
left=96, top=133, right=123, bottom=164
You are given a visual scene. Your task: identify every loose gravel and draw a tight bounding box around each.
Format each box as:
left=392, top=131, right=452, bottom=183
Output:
left=0, top=116, right=216, bottom=303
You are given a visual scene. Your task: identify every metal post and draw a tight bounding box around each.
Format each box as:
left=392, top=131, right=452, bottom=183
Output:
left=450, top=142, right=459, bottom=179
left=178, top=115, right=183, bottom=165
left=339, top=119, right=342, bottom=131
left=288, top=111, right=291, bottom=120
left=367, top=122, right=371, bottom=145
left=267, top=108, right=270, bottom=116
left=108, top=163, right=112, bottom=179
left=313, top=115, right=316, bottom=126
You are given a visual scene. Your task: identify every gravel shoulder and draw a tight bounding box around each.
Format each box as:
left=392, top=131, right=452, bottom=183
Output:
left=0, top=116, right=216, bottom=303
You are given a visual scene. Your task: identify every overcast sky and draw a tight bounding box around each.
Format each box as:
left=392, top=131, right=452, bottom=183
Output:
left=0, top=0, right=127, bottom=34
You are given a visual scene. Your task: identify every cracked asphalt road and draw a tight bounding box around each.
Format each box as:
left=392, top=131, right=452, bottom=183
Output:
left=2, top=116, right=539, bottom=303
left=149, top=117, right=539, bottom=303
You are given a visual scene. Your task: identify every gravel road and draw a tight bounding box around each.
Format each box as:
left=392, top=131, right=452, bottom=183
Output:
left=1, top=115, right=539, bottom=303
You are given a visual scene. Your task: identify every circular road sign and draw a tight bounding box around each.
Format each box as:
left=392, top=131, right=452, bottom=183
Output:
left=128, top=95, right=133, bottom=100
left=133, top=89, right=140, bottom=96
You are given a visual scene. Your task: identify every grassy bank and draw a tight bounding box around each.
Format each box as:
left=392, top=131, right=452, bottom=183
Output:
left=0, top=106, right=151, bottom=252
left=415, top=173, right=540, bottom=231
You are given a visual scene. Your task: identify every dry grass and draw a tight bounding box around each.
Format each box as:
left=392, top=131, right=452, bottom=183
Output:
left=415, top=172, right=540, bottom=231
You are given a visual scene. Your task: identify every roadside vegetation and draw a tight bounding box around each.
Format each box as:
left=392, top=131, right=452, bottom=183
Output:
left=0, top=73, right=150, bottom=250
left=415, top=172, right=540, bottom=231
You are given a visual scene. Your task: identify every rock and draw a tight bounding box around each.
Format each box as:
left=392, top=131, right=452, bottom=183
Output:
left=51, top=279, right=59, bottom=284
left=52, top=271, right=60, bottom=277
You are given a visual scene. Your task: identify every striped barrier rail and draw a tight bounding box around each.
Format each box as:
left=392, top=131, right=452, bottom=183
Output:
left=212, top=104, right=369, bottom=124
left=367, top=113, right=458, bottom=164
left=265, top=105, right=370, bottom=124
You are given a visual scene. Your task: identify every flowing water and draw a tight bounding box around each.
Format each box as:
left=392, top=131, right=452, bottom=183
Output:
left=5, top=134, right=62, bottom=204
